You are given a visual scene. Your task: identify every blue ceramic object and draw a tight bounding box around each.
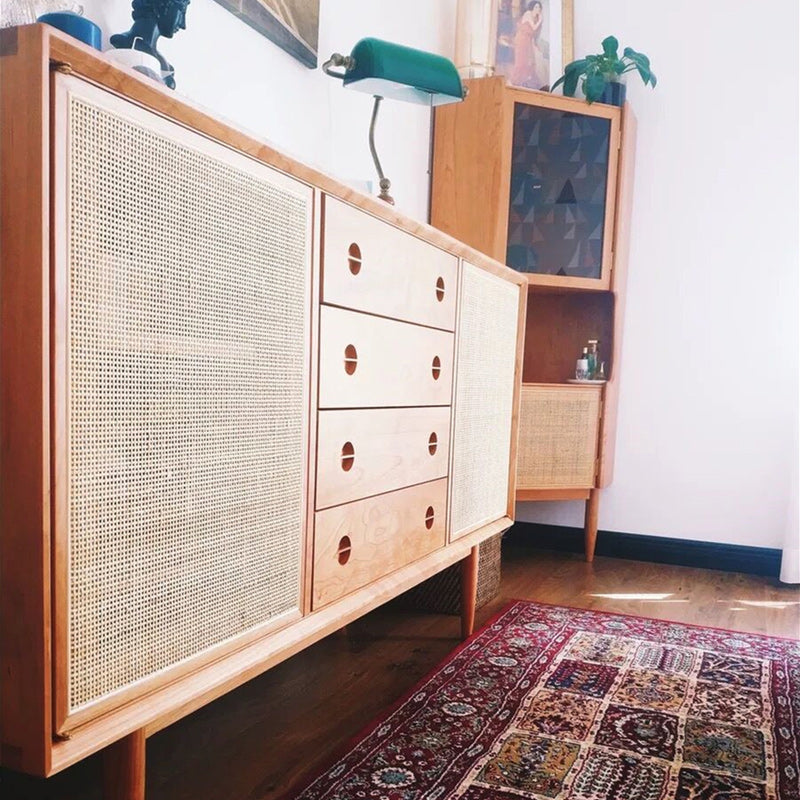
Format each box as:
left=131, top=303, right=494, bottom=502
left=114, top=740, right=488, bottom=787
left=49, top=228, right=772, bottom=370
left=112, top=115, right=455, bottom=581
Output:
left=38, top=11, right=102, bottom=50
left=599, top=81, right=626, bottom=107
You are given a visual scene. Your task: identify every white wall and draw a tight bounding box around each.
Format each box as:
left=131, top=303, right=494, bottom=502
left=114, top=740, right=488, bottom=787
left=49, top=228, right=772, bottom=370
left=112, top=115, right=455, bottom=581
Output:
left=517, top=0, right=800, bottom=549
left=76, top=0, right=799, bottom=549
left=80, top=0, right=456, bottom=218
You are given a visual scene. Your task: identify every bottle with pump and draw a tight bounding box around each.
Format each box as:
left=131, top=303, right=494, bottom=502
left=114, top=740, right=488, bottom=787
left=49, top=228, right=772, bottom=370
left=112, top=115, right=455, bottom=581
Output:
left=575, top=347, right=590, bottom=380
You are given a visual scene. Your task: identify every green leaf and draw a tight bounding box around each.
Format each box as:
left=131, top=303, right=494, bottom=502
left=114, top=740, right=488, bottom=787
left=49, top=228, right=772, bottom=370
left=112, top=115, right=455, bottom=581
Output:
left=551, top=74, right=566, bottom=92
left=649, top=71, right=658, bottom=87
left=623, top=47, right=650, bottom=69
left=563, top=69, right=580, bottom=96
left=602, top=36, right=619, bottom=59
left=584, top=71, right=606, bottom=103
left=565, top=58, right=589, bottom=74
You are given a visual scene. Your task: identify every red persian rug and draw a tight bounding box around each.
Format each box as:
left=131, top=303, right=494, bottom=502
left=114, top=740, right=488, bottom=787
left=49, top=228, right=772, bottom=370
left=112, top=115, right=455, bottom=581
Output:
left=288, top=601, right=800, bottom=800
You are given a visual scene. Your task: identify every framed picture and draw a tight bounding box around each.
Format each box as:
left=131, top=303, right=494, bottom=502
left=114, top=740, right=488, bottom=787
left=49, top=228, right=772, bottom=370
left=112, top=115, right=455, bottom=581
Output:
left=494, top=0, right=574, bottom=91
left=213, top=0, right=320, bottom=68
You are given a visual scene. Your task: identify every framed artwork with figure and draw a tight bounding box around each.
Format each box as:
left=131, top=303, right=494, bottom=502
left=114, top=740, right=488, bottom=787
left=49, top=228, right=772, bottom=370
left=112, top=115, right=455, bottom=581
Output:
left=494, top=0, right=574, bottom=91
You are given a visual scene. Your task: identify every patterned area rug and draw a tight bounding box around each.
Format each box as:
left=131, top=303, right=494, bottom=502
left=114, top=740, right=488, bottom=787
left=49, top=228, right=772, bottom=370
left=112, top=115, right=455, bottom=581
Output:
left=289, top=601, right=800, bottom=800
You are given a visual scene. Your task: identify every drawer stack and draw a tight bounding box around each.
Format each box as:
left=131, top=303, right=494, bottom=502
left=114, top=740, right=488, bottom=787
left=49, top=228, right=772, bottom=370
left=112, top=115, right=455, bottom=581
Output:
left=313, top=197, right=459, bottom=608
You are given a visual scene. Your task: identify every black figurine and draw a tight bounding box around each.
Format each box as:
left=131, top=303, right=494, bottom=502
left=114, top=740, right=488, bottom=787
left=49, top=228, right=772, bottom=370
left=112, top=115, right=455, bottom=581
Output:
left=110, top=0, right=190, bottom=90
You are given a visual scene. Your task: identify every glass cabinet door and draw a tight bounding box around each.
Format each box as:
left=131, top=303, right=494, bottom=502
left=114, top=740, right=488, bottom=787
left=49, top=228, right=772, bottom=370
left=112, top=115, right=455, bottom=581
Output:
left=506, top=103, right=612, bottom=282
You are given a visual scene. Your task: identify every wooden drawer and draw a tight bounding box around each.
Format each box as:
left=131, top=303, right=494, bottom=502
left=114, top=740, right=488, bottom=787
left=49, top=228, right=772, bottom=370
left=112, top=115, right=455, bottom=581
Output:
left=322, top=196, right=458, bottom=330
left=318, top=306, right=454, bottom=409
left=517, top=384, right=602, bottom=489
left=312, top=479, right=447, bottom=609
left=316, top=407, right=451, bottom=509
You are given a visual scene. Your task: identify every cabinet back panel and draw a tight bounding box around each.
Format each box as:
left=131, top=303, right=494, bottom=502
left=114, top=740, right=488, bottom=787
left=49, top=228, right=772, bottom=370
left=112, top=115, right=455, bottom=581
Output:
left=57, top=81, right=312, bottom=719
left=523, top=292, right=614, bottom=384
left=450, top=263, right=520, bottom=538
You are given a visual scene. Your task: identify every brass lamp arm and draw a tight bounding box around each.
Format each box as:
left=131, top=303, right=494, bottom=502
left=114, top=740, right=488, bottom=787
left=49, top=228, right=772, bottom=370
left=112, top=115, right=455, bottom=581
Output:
left=368, top=96, right=393, bottom=205
left=322, top=52, right=355, bottom=79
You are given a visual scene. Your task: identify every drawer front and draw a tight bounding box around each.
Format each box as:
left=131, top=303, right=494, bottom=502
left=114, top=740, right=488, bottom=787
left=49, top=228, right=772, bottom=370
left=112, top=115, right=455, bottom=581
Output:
left=323, top=196, right=458, bottom=330
left=318, top=306, right=454, bottom=408
left=517, top=384, right=601, bottom=489
left=316, top=407, right=451, bottom=509
left=313, top=479, right=447, bottom=609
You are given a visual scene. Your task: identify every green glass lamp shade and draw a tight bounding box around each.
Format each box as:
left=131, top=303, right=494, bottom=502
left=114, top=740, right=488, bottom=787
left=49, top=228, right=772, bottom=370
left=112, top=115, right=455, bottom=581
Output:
left=342, top=38, right=464, bottom=106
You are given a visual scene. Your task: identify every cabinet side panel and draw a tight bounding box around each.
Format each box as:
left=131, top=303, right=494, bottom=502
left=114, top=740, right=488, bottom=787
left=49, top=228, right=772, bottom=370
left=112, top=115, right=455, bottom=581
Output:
left=431, top=76, right=510, bottom=261
left=598, top=105, right=636, bottom=487
left=56, top=77, right=312, bottom=725
left=450, top=263, right=519, bottom=539
left=0, top=25, right=52, bottom=776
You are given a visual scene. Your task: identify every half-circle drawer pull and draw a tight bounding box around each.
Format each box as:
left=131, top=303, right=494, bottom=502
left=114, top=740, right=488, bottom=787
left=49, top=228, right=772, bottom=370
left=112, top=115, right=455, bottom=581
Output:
left=435, top=276, right=445, bottom=302
left=340, top=441, right=355, bottom=471
left=348, top=243, right=362, bottom=275
left=425, top=506, right=435, bottom=530
left=428, top=432, right=438, bottom=455
left=431, top=356, right=441, bottom=380
left=344, top=344, right=358, bottom=375
left=337, top=535, right=352, bottom=565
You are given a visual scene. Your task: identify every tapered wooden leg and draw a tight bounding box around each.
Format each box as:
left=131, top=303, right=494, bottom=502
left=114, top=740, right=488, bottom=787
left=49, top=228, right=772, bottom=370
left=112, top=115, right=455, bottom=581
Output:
left=461, top=545, right=479, bottom=639
left=103, top=729, right=145, bottom=800
left=584, top=489, right=600, bottom=563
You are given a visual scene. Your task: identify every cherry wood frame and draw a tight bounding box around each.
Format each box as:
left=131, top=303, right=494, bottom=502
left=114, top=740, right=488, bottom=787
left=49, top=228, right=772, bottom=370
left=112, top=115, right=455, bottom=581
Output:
left=432, top=76, right=622, bottom=292
left=0, top=23, right=527, bottom=788
left=431, top=76, right=637, bottom=564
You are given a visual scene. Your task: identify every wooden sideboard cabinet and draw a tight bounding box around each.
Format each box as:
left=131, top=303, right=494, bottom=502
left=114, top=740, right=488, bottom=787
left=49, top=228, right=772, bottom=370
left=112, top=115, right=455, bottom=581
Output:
left=0, top=25, right=526, bottom=796
left=431, top=76, right=637, bottom=561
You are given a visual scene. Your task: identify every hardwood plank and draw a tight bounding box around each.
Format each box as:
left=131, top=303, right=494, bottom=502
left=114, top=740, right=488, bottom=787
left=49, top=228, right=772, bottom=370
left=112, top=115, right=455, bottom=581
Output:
left=517, top=488, right=591, bottom=501
left=0, top=22, right=52, bottom=777
left=598, top=104, right=637, bottom=487
left=431, top=76, right=512, bottom=263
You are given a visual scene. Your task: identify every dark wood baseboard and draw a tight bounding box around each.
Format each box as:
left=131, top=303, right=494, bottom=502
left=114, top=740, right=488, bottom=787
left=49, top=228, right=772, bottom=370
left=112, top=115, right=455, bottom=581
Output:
left=506, top=522, right=783, bottom=578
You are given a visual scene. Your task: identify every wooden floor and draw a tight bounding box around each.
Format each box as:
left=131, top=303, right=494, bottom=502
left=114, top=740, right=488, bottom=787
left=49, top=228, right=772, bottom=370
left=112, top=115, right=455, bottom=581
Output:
left=3, top=544, right=799, bottom=800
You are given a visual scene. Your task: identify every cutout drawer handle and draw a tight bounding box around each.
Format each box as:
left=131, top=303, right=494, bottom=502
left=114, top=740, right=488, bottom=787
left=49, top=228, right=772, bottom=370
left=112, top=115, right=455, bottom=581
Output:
left=435, top=276, right=445, bottom=302
left=337, top=535, right=352, bottom=565
left=431, top=356, right=441, bottom=380
left=348, top=243, right=362, bottom=275
left=344, top=344, right=358, bottom=375
left=425, top=506, right=435, bottom=530
left=428, top=432, right=438, bottom=455
left=341, top=441, right=355, bottom=471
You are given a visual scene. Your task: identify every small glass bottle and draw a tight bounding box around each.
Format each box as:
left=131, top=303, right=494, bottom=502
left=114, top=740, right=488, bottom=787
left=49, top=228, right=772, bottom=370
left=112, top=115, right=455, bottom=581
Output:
left=575, top=347, right=590, bottom=380
left=587, top=340, right=599, bottom=378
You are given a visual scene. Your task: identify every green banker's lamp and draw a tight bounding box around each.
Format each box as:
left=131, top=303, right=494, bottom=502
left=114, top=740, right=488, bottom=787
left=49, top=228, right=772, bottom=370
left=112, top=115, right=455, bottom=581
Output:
left=323, top=38, right=466, bottom=205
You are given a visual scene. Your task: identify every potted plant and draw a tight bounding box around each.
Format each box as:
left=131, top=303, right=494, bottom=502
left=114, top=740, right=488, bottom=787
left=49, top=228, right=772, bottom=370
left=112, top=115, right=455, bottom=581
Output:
left=552, top=36, right=656, bottom=106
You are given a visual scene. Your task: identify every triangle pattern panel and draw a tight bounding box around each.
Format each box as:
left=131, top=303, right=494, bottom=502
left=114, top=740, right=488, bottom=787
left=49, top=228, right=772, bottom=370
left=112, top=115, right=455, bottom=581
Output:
left=506, top=104, right=611, bottom=278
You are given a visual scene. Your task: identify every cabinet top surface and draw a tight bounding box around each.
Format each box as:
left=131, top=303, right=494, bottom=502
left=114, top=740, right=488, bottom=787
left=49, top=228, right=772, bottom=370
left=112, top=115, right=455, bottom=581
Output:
left=4, top=24, right=524, bottom=288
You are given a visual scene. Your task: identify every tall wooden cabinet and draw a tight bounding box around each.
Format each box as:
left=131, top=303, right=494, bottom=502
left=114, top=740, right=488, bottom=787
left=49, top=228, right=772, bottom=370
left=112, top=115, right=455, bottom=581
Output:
left=0, top=26, right=525, bottom=796
left=432, top=76, right=636, bottom=560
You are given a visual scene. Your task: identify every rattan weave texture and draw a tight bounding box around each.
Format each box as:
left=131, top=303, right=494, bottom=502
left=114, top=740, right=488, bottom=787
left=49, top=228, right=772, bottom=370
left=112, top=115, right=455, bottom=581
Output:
left=450, top=264, right=519, bottom=537
left=517, top=385, right=601, bottom=488
left=66, top=95, right=310, bottom=712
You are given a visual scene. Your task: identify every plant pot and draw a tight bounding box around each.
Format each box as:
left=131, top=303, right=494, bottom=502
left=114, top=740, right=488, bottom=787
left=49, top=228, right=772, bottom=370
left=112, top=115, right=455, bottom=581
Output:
left=600, top=80, right=626, bottom=106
